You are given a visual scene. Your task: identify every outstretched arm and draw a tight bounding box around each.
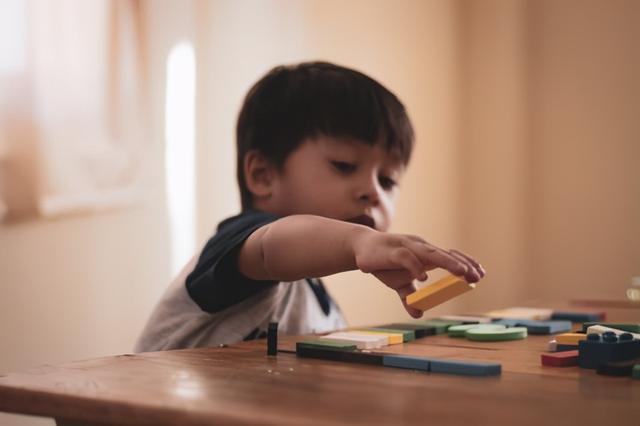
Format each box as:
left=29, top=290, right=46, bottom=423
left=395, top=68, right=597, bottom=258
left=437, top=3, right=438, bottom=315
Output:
left=238, top=214, right=484, bottom=285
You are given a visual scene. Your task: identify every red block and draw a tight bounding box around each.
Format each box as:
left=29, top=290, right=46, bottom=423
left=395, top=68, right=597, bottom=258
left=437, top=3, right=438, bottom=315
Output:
left=541, top=350, right=579, bottom=367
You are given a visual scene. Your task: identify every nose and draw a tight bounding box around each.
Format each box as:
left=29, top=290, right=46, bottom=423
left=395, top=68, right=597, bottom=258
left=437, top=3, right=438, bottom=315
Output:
left=356, top=174, right=381, bottom=206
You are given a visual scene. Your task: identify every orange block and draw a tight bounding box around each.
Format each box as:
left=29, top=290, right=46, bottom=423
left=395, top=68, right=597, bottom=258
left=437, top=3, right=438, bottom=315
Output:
left=406, top=275, right=475, bottom=311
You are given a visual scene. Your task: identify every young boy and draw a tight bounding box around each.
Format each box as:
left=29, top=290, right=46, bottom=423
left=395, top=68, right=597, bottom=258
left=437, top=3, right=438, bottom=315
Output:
left=135, top=61, right=485, bottom=352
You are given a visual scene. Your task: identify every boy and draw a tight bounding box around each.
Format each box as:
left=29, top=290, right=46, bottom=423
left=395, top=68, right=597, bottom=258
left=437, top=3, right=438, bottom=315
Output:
left=135, top=61, right=485, bottom=352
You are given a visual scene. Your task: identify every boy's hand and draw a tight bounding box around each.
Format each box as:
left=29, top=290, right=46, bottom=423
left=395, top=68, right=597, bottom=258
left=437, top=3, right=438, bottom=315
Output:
left=352, top=229, right=486, bottom=318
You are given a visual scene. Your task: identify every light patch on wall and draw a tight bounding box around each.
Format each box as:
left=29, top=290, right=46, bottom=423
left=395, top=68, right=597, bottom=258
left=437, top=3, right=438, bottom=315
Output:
left=0, top=0, right=27, bottom=73
left=165, top=42, right=196, bottom=276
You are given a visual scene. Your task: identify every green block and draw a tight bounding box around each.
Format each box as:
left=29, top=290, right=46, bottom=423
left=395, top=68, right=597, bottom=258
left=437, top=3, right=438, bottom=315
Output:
left=448, top=324, right=506, bottom=338
left=633, top=364, right=640, bottom=379
left=369, top=328, right=415, bottom=342
left=416, top=320, right=460, bottom=334
left=296, top=339, right=357, bottom=352
left=466, top=327, right=528, bottom=341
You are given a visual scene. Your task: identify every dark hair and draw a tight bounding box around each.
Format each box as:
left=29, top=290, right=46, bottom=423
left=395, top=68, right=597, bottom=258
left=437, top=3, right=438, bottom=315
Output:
left=236, top=61, right=414, bottom=210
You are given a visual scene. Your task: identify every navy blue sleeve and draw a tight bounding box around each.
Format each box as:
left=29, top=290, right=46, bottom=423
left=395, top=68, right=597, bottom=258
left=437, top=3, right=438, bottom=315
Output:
left=185, top=210, right=280, bottom=313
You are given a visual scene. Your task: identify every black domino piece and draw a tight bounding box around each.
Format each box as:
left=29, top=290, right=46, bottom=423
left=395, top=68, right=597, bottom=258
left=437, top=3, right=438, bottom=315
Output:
left=267, top=322, right=278, bottom=356
left=296, top=345, right=384, bottom=365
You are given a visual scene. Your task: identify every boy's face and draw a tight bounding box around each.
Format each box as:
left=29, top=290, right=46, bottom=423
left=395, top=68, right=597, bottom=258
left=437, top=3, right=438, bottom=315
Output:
left=266, top=136, right=405, bottom=232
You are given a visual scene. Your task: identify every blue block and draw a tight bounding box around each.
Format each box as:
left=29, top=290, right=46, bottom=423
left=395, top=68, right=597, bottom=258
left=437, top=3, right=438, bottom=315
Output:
left=383, top=355, right=431, bottom=371
left=429, top=358, right=501, bottom=376
left=578, top=339, right=640, bottom=369
left=552, top=311, right=603, bottom=322
left=492, top=319, right=571, bottom=335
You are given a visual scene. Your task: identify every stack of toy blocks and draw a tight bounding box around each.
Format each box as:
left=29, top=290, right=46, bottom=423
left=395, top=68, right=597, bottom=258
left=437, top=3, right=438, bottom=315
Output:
left=577, top=324, right=640, bottom=377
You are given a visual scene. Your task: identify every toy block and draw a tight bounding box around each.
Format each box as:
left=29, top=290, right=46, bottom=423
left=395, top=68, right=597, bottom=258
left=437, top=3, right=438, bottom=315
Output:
left=578, top=335, right=640, bottom=369
left=296, top=345, right=383, bottom=365
left=581, top=322, right=640, bottom=334
left=541, top=350, right=579, bottom=367
left=596, top=358, right=640, bottom=377
left=296, top=340, right=358, bottom=351
left=353, top=330, right=403, bottom=345
left=267, top=322, right=278, bottom=356
left=555, top=333, right=587, bottom=346
left=586, top=325, right=640, bottom=340
left=320, top=332, right=387, bottom=349
left=492, top=319, right=572, bottom=335
left=406, top=275, right=475, bottom=311
left=633, top=364, right=640, bottom=379
left=551, top=310, right=606, bottom=322
left=379, top=323, right=437, bottom=338
left=383, top=354, right=431, bottom=372
left=485, top=307, right=553, bottom=321
left=466, top=327, right=527, bottom=341
left=416, top=319, right=462, bottom=334
left=428, top=358, right=501, bottom=376
left=369, top=328, right=415, bottom=342
left=557, top=344, right=579, bottom=352
left=448, top=324, right=506, bottom=338
left=438, top=315, right=492, bottom=324
left=547, top=340, right=558, bottom=352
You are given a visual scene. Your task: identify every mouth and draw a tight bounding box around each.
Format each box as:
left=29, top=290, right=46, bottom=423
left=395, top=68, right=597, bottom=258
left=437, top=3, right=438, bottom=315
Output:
left=346, top=214, right=376, bottom=229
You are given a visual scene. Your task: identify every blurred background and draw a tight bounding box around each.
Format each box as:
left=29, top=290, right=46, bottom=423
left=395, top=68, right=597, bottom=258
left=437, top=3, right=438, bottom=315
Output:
left=0, top=0, right=638, bottom=424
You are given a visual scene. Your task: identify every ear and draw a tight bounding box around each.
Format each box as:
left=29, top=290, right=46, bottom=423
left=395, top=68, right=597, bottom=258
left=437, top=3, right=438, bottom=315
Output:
left=243, top=150, right=278, bottom=201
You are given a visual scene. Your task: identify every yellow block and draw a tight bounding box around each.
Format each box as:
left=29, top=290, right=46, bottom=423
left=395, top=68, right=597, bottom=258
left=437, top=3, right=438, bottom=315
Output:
left=406, top=275, right=475, bottom=311
left=555, top=333, right=587, bottom=345
left=352, top=330, right=403, bottom=345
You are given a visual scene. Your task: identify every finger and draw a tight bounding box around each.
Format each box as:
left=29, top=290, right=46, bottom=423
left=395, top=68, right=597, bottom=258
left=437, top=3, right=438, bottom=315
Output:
left=450, top=249, right=486, bottom=278
left=408, top=240, right=468, bottom=277
left=391, top=248, right=427, bottom=281
left=448, top=250, right=481, bottom=283
left=395, top=283, right=423, bottom=319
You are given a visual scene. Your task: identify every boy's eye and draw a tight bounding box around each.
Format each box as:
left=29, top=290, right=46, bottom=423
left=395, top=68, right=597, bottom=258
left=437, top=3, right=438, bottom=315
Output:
left=330, top=161, right=357, bottom=174
left=379, top=175, right=397, bottom=190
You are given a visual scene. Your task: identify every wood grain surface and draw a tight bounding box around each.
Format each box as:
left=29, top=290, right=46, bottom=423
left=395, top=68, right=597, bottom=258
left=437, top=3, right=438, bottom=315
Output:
left=1, top=303, right=639, bottom=425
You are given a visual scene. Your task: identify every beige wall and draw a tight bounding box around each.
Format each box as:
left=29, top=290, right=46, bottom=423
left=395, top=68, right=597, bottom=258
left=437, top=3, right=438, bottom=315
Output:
left=1, top=1, right=638, bottom=424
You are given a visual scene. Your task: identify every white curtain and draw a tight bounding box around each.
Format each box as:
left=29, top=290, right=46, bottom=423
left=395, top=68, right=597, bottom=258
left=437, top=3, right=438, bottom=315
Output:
left=0, top=0, right=148, bottom=221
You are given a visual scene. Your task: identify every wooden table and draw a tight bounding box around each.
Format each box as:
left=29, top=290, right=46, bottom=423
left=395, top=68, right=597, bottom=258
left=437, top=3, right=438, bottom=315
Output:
left=1, top=305, right=639, bottom=425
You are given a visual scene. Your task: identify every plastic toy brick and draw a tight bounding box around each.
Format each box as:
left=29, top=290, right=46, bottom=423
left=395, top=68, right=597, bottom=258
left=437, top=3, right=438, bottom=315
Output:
left=353, top=330, right=403, bottom=345
left=485, top=307, right=553, bottom=321
left=369, top=328, right=416, bottom=342
left=585, top=324, right=640, bottom=340
left=448, top=324, right=506, bottom=338
left=541, top=350, right=579, bottom=367
left=551, top=310, right=606, bottom=322
left=466, top=327, right=527, bottom=341
left=555, top=333, right=587, bottom=346
left=383, top=355, right=501, bottom=376
left=296, top=340, right=358, bottom=351
left=493, top=319, right=572, bottom=335
left=406, top=275, right=475, bottom=311
left=296, top=345, right=384, bottom=365
left=578, top=334, right=640, bottom=369
left=438, top=315, right=491, bottom=324
left=581, top=322, right=640, bottom=334
left=320, top=332, right=387, bottom=349
left=383, top=354, right=431, bottom=372
left=417, top=319, right=462, bottom=334
left=428, top=358, right=501, bottom=376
